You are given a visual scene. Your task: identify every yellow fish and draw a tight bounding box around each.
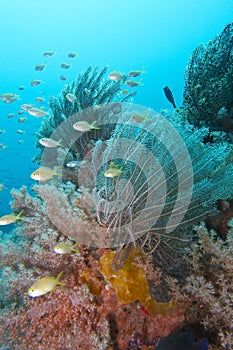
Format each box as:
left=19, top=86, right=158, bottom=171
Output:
left=30, top=166, right=62, bottom=181
left=130, top=111, right=151, bottom=124
left=108, top=71, right=123, bottom=81
left=54, top=242, right=79, bottom=254
left=104, top=162, right=124, bottom=178
left=0, top=210, right=24, bottom=225
left=73, top=120, right=100, bottom=132
left=39, top=138, right=63, bottom=148
left=0, top=183, right=7, bottom=191
left=27, top=107, right=49, bottom=117
left=128, top=68, right=146, bottom=77
left=28, top=271, right=66, bottom=297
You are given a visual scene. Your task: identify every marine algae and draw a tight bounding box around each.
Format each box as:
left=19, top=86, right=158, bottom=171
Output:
left=99, top=247, right=176, bottom=316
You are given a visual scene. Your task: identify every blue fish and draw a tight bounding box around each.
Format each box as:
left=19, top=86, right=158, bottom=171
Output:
left=163, top=86, right=176, bottom=108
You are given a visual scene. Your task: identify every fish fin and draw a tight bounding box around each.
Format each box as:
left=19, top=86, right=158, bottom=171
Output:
left=71, top=242, right=79, bottom=248
left=57, top=139, right=64, bottom=148
left=53, top=166, right=63, bottom=176
left=110, top=161, right=116, bottom=168
left=57, top=282, right=67, bottom=286
left=56, top=271, right=64, bottom=281
left=17, top=210, right=24, bottom=219
left=140, top=66, right=147, bottom=74
left=91, top=121, right=100, bottom=130
left=71, top=248, right=80, bottom=253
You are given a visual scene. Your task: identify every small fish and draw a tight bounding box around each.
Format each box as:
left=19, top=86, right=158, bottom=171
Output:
left=18, top=139, right=24, bottom=144
left=125, top=80, right=142, bottom=87
left=35, top=63, right=46, bottom=71
left=93, top=104, right=101, bottom=111
left=61, top=63, right=70, bottom=69
left=43, top=51, right=55, bottom=57
left=28, top=271, right=66, bottom=297
left=7, top=113, right=14, bottom=118
left=0, top=183, right=7, bottom=191
left=18, top=110, right=24, bottom=115
left=54, top=242, right=79, bottom=254
left=39, top=137, right=63, bottom=148
left=16, top=129, right=25, bottom=134
left=65, top=93, right=78, bottom=103
left=163, top=86, right=176, bottom=108
left=66, top=160, right=86, bottom=169
left=21, top=103, right=33, bottom=111
left=68, top=52, right=77, bottom=58
left=0, top=93, right=20, bottom=104
left=121, top=89, right=129, bottom=95
left=104, top=162, right=124, bottom=178
left=108, top=71, right=123, bottom=81
left=0, top=211, right=24, bottom=225
left=30, top=166, right=62, bottom=181
left=30, top=79, right=42, bottom=87
left=35, top=97, right=44, bottom=103
left=0, top=143, right=8, bottom=150
left=84, top=88, right=90, bottom=95
left=0, top=129, right=6, bottom=134
left=59, top=75, right=68, bottom=81
left=130, top=111, right=151, bottom=124
left=73, top=120, right=100, bottom=132
left=27, top=107, right=49, bottom=117
left=128, top=69, right=146, bottom=77
left=18, top=86, right=25, bottom=91
left=18, top=117, right=27, bottom=123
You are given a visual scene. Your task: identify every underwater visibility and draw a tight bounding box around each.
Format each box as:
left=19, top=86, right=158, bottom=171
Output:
left=0, top=1, right=232, bottom=349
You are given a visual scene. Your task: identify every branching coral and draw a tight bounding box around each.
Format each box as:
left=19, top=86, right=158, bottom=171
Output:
left=180, top=225, right=233, bottom=349
left=183, top=22, right=233, bottom=133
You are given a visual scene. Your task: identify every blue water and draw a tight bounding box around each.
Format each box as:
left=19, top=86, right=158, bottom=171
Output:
left=0, top=0, right=232, bottom=227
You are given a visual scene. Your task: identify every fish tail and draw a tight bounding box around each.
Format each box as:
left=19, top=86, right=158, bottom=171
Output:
left=56, top=271, right=64, bottom=281
left=57, top=282, right=67, bottom=286
left=17, top=210, right=24, bottom=219
left=53, top=166, right=63, bottom=176
left=91, top=121, right=100, bottom=130
left=58, top=139, right=64, bottom=148
left=71, top=242, right=80, bottom=253
left=72, top=242, right=79, bottom=249
left=141, top=66, right=147, bottom=74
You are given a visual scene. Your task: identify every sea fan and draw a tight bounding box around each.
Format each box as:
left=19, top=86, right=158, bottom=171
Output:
left=38, top=103, right=233, bottom=255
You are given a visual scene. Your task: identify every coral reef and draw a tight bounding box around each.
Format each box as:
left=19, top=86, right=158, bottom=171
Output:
left=1, top=30, right=233, bottom=348
left=0, top=214, right=186, bottom=349
left=183, top=22, right=233, bottom=134
left=0, top=205, right=232, bottom=348
left=180, top=225, right=233, bottom=349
